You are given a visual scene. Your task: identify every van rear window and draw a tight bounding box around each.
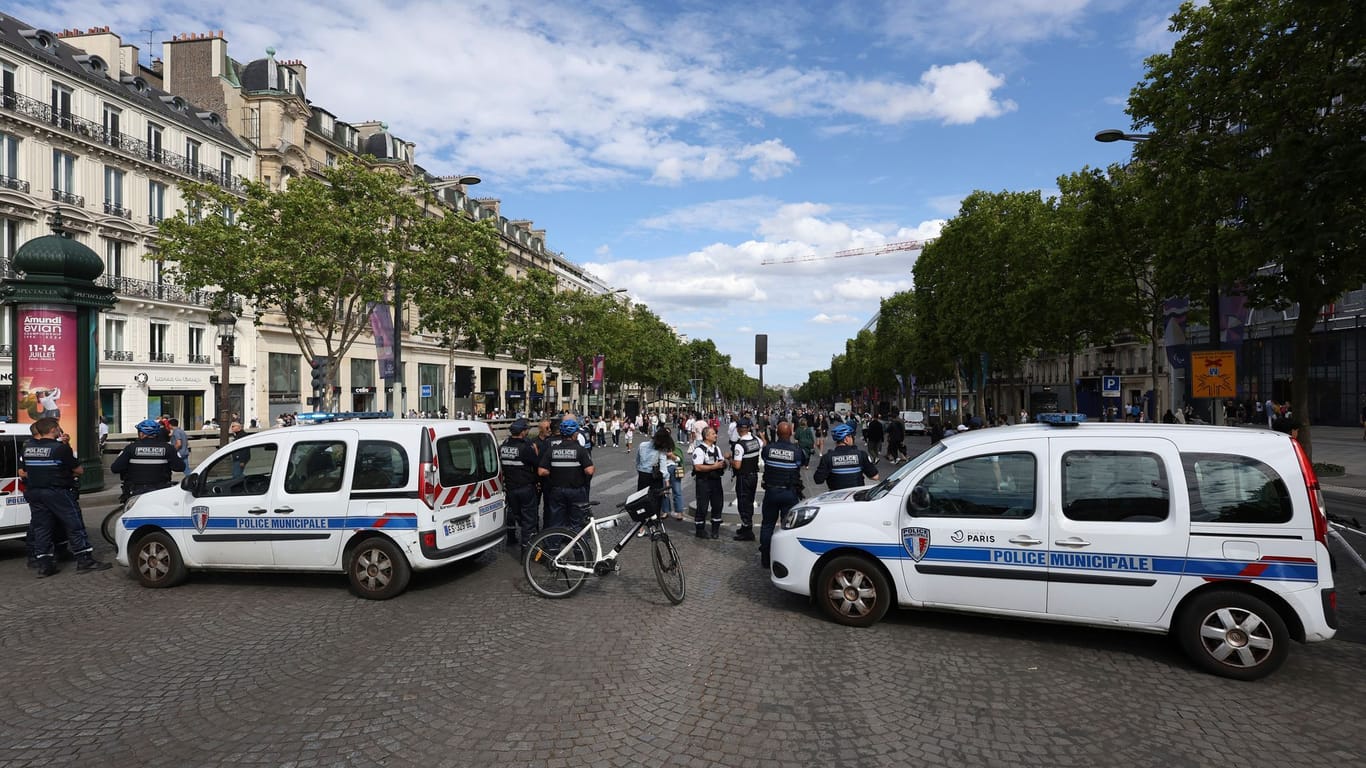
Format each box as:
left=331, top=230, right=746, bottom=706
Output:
left=435, top=434, right=499, bottom=487
left=1182, top=453, right=1292, bottom=524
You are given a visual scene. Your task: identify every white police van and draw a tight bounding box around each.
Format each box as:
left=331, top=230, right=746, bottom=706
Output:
left=114, top=416, right=506, bottom=599
left=769, top=414, right=1338, bottom=680
left=0, top=423, right=31, bottom=543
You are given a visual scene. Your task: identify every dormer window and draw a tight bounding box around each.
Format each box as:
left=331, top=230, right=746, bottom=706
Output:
left=18, top=29, right=55, bottom=53
left=196, top=111, right=221, bottom=128
left=121, top=75, right=150, bottom=95
left=74, top=54, right=107, bottom=74
left=160, top=95, right=188, bottom=112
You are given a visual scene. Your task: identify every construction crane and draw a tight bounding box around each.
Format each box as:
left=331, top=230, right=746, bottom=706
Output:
left=759, top=238, right=935, bottom=266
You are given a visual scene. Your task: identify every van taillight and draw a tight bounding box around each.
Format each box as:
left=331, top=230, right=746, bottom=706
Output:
left=421, top=531, right=436, bottom=550
left=1292, top=439, right=1328, bottom=546
left=419, top=462, right=437, bottom=509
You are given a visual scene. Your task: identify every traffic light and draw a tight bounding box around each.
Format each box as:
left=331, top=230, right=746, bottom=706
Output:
left=310, top=356, right=328, bottom=392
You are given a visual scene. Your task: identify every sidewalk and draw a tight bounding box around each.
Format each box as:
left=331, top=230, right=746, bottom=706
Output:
left=1293, top=424, right=1366, bottom=495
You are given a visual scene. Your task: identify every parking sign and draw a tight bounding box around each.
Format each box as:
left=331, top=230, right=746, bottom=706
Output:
left=1102, top=375, right=1121, bottom=397
left=420, top=384, right=433, bottom=398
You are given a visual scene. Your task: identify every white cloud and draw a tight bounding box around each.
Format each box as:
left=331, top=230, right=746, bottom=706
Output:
left=835, top=62, right=1017, bottom=125
left=1131, top=13, right=1179, bottom=54
left=811, top=313, right=859, bottom=324
left=737, top=139, right=799, bottom=180
left=594, top=244, right=612, bottom=257
left=638, top=196, right=782, bottom=232
left=876, top=0, right=1095, bottom=51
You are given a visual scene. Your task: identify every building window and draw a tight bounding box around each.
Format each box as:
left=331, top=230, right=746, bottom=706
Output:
left=325, top=151, right=336, bottom=167
left=104, top=166, right=125, bottom=212
left=149, top=181, right=166, bottom=224
left=146, top=123, right=163, bottom=162
left=418, top=363, right=445, bottom=414
left=189, top=327, right=206, bottom=363
left=150, top=322, right=170, bottom=362
left=220, top=154, right=233, bottom=181
left=2, top=219, right=20, bottom=264
left=104, top=318, right=127, bottom=358
left=269, top=352, right=301, bottom=397
left=351, top=359, right=375, bottom=388
left=52, top=150, right=77, bottom=195
left=1, top=61, right=15, bottom=108
left=104, top=239, right=123, bottom=278
left=49, top=83, right=73, bottom=129
left=102, top=103, right=121, bottom=144
left=185, top=138, right=201, bottom=175
left=0, top=132, right=18, bottom=183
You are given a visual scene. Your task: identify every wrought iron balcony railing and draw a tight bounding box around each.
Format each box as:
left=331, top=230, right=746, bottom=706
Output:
left=189, top=353, right=211, bottom=364
left=0, top=174, right=29, bottom=193
left=149, top=352, right=175, bottom=363
left=52, top=189, right=84, bottom=206
left=97, top=274, right=214, bottom=307
left=104, top=201, right=132, bottom=219
left=104, top=350, right=134, bottom=361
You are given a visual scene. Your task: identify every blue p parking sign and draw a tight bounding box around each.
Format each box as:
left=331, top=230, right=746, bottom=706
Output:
left=1102, top=375, right=1121, bottom=397
left=420, top=384, right=433, bottom=398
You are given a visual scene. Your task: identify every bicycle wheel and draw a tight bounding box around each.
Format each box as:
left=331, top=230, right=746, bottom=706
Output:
left=651, top=528, right=686, bottom=605
left=524, top=527, right=593, bottom=599
left=101, top=503, right=126, bottom=547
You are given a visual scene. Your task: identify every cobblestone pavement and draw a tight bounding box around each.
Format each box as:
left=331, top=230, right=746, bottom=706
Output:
left=1, top=438, right=1364, bottom=767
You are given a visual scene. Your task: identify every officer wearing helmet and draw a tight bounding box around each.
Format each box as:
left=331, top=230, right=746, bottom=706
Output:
left=814, top=422, right=879, bottom=491
left=111, top=418, right=187, bottom=499
left=729, top=416, right=764, bottom=541
left=500, top=418, right=540, bottom=554
left=537, top=417, right=594, bottom=530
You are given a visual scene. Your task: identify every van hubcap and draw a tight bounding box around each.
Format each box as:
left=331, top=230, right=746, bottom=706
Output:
left=1199, top=607, right=1272, bottom=668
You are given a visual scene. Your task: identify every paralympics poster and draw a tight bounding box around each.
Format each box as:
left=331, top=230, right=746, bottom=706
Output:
left=16, top=305, right=79, bottom=454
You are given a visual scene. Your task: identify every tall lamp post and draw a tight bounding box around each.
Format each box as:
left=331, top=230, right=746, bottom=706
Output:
left=394, top=174, right=480, bottom=418
left=544, top=365, right=556, bottom=415
left=214, top=306, right=237, bottom=446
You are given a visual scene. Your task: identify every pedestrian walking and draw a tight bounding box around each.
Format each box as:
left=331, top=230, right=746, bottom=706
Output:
left=537, top=418, right=594, bottom=530
left=168, top=418, right=191, bottom=473
left=22, top=417, right=111, bottom=576
left=814, top=423, right=879, bottom=491
left=886, top=415, right=906, bottom=463
left=758, top=421, right=805, bottom=569
left=690, top=426, right=726, bottom=539
left=729, top=417, right=763, bottom=541
left=499, top=419, right=540, bottom=553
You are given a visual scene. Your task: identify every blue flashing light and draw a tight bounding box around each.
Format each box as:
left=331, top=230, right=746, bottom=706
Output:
left=296, top=411, right=393, bottom=424
left=1037, top=412, right=1087, bottom=426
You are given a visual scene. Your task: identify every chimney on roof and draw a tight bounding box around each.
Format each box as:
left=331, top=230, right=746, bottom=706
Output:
left=57, top=25, right=124, bottom=78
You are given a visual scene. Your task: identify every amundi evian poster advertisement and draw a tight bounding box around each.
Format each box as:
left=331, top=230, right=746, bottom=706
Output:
left=16, top=305, right=78, bottom=454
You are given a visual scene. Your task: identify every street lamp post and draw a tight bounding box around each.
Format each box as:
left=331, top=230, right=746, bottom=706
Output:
left=544, top=365, right=556, bottom=415
left=395, top=174, right=480, bottom=418
left=214, top=307, right=237, bottom=446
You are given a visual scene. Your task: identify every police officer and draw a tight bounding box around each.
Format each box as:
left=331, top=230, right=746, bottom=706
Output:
left=22, top=417, right=110, bottom=577
left=537, top=418, right=594, bottom=530
left=111, top=418, right=186, bottom=498
left=500, top=419, right=540, bottom=553
left=814, top=422, right=879, bottom=491
left=729, top=416, right=763, bottom=541
left=690, top=426, right=727, bottom=539
left=534, top=418, right=554, bottom=526
left=758, top=421, right=805, bottom=568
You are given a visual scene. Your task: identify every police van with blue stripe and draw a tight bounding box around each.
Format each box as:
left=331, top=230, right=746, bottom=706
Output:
left=114, top=416, right=505, bottom=599
left=768, top=414, right=1338, bottom=680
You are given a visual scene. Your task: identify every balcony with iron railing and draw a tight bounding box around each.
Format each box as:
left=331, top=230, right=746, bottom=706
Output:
left=97, top=274, right=214, bottom=307
left=104, top=201, right=132, bottom=219
left=104, top=350, right=134, bottom=361
left=1, top=91, right=245, bottom=195
left=149, top=352, right=175, bottom=363
left=0, top=344, right=10, bottom=356
left=0, top=174, right=29, bottom=193
left=189, top=353, right=211, bottom=364
left=52, top=189, right=84, bottom=207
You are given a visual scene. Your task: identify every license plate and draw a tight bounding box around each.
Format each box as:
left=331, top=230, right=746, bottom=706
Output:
left=443, top=516, right=474, bottom=536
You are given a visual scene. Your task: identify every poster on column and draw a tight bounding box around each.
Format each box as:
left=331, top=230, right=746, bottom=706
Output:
left=17, top=305, right=79, bottom=455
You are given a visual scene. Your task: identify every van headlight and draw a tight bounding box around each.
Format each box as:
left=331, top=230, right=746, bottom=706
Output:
left=781, top=505, right=819, bottom=530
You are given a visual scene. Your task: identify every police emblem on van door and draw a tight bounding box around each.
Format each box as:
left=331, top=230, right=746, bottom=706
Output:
left=902, top=527, right=930, bottom=562
left=192, top=506, right=210, bottom=534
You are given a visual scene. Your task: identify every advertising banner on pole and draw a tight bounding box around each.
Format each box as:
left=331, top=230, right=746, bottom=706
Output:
left=368, top=302, right=396, bottom=380
left=592, top=354, right=604, bottom=392
left=17, top=305, right=79, bottom=454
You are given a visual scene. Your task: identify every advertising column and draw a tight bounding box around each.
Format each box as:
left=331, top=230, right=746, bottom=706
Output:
left=16, top=305, right=79, bottom=454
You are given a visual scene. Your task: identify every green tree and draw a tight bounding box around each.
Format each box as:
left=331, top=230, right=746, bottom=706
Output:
left=1128, top=0, right=1366, bottom=455
left=157, top=160, right=422, bottom=406
left=406, top=206, right=509, bottom=359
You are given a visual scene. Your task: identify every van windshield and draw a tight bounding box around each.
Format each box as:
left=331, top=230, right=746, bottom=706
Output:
left=435, top=433, right=499, bottom=487
left=863, top=443, right=944, bottom=500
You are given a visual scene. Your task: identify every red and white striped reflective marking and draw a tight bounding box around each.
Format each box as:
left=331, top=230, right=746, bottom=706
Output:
left=437, top=476, right=503, bottom=508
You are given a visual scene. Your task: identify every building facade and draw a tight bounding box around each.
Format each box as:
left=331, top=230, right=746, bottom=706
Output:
left=0, top=17, right=255, bottom=430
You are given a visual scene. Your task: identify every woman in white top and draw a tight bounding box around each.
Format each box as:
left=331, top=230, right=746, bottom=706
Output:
left=611, top=416, right=621, bottom=447
left=623, top=419, right=635, bottom=452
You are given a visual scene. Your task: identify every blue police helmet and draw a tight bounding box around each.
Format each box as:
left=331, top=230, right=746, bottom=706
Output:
left=136, top=418, right=162, bottom=436
left=831, top=423, right=854, bottom=442
left=560, top=418, right=579, bottom=436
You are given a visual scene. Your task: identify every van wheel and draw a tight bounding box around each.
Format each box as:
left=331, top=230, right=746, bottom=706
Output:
left=347, top=537, right=411, bottom=600
left=815, top=555, right=891, bottom=627
left=1177, top=591, right=1289, bottom=681
left=132, top=532, right=188, bottom=589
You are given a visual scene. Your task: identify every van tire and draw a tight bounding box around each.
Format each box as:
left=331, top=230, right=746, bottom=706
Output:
left=815, top=555, right=891, bottom=627
left=1177, top=590, right=1289, bottom=681
left=347, top=537, right=411, bottom=600
left=132, top=531, right=188, bottom=589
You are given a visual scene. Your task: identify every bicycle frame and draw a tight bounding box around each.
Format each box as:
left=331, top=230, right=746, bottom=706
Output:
left=1328, top=522, right=1366, bottom=584
left=549, top=508, right=654, bottom=575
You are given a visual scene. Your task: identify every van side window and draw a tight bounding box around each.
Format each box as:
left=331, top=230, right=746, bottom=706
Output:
left=436, top=434, right=498, bottom=487
left=285, top=441, right=347, bottom=494
left=1062, top=450, right=1169, bottom=522
left=202, top=443, right=277, bottom=497
left=353, top=440, right=407, bottom=490
left=915, top=453, right=1036, bottom=518
left=0, top=436, right=18, bottom=478
left=1182, top=453, right=1292, bottom=524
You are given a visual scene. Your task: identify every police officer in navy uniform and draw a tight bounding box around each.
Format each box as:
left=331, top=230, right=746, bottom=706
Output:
left=814, top=422, right=879, bottom=491
left=500, top=418, right=540, bottom=553
left=758, top=420, right=806, bottom=568
left=22, top=417, right=111, bottom=577
left=729, top=416, right=763, bottom=541
left=538, top=418, right=594, bottom=530
left=111, top=418, right=186, bottom=499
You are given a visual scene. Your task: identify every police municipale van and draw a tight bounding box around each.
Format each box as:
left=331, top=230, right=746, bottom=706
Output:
left=768, top=414, right=1338, bottom=680
left=114, top=417, right=505, bottom=599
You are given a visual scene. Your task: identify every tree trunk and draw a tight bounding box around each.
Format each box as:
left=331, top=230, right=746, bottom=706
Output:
left=1291, top=309, right=1316, bottom=459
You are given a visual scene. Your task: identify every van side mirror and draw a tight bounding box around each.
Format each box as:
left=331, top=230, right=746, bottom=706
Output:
left=909, top=484, right=931, bottom=513
left=181, top=473, right=198, bottom=493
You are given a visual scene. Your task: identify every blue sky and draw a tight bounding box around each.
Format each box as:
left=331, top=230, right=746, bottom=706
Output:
left=22, top=0, right=1183, bottom=386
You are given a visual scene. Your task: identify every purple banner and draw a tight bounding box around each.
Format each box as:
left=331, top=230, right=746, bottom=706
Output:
left=17, top=306, right=79, bottom=454
left=592, top=354, right=604, bottom=392
left=369, top=303, right=396, bottom=380
left=1162, top=296, right=1190, bottom=370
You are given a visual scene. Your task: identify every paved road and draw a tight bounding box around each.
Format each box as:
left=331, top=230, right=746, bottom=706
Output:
left=1, top=427, right=1364, bottom=766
